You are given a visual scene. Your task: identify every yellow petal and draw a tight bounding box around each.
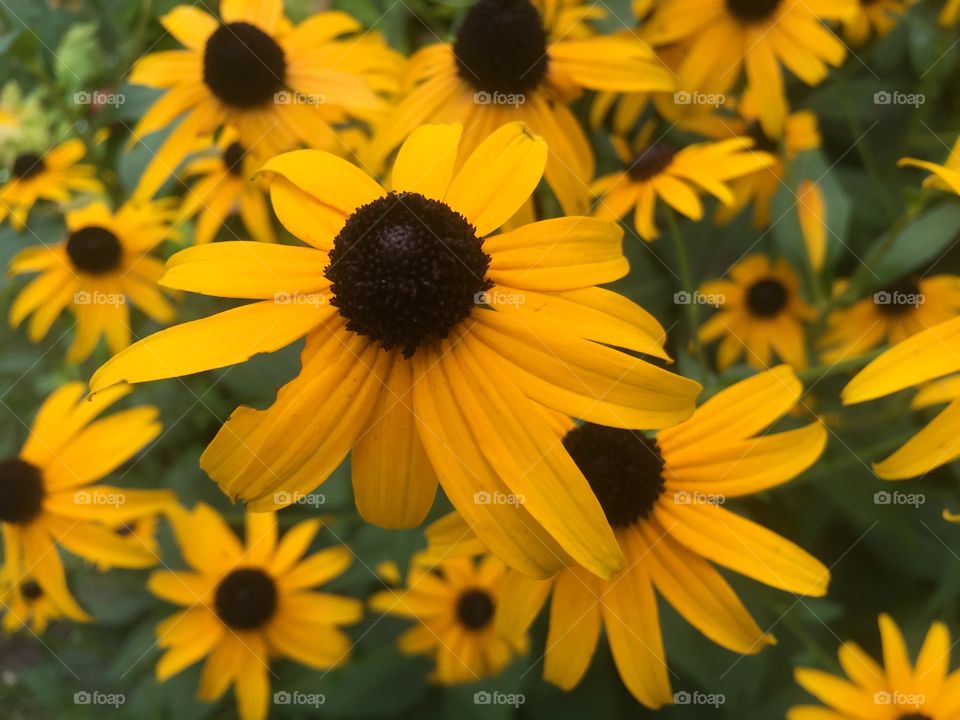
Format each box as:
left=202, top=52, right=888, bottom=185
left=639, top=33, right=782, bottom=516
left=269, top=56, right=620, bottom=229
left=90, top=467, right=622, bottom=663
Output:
left=390, top=123, right=462, bottom=200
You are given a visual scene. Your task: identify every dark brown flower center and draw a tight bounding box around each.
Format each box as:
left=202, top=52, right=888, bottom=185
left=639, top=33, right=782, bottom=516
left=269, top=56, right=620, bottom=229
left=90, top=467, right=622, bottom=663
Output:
left=456, top=589, right=495, bottom=630
left=21, top=581, right=43, bottom=602
left=203, top=22, right=286, bottom=108
left=12, top=153, right=44, bottom=180
left=746, top=277, right=788, bottom=317
left=326, top=192, right=491, bottom=357
left=223, top=142, right=246, bottom=176
left=875, top=277, right=922, bottom=316
left=627, top=143, right=676, bottom=182
left=744, top=120, right=779, bottom=154
left=214, top=568, right=277, bottom=629
left=727, top=0, right=782, bottom=23
left=454, top=0, right=549, bottom=95
left=0, top=458, right=45, bottom=525
left=66, top=225, right=123, bottom=275
left=563, top=424, right=666, bottom=528
left=897, top=714, right=932, bottom=720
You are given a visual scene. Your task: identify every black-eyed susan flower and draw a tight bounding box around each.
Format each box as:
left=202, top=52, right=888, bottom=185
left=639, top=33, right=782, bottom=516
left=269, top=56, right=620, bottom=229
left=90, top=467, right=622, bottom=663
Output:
left=842, top=0, right=912, bottom=44
left=1, top=574, right=63, bottom=635
left=647, top=0, right=856, bottom=136
left=365, top=0, right=674, bottom=214
left=91, top=122, right=702, bottom=581
left=177, top=129, right=276, bottom=244
left=843, top=316, right=960, bottom=479
left=370, top=554, right=524, bottom=684
left=95, top=516, right=161, bottom=571
left=8, top=199, right=178, bottom=361
left=148, top=504, right=360, bottom=720
left=699, top=254, right=815, bottom=370
left=0, top=138, right=102, bottom=229
left=129, top=2, right=398, bottom=199
left=0, top=382, right=172, bottom=622
left=822, top=275, right=960, bottom=363
left=791, top=614, right=960, bottom=719
left=591, top=132, right=774, bottom=240
left=431, top=367, right=828, bottom=707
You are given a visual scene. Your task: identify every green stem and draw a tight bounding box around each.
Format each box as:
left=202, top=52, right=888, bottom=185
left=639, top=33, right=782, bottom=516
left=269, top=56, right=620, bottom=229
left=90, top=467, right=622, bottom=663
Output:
left=665, top=209, right=709, bottom=381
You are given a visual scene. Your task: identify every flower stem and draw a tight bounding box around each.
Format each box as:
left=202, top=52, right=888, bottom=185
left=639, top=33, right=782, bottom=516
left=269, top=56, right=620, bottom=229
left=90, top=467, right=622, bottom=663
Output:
left=665, top=208, right=710, bottom=381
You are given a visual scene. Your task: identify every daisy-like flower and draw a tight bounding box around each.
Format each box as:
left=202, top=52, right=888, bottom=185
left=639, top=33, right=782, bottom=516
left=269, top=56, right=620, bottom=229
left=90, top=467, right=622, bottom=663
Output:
left=791, top=614, right=960, bottom=720
left=843, top=316, right=960, bottom=479
left=8, top=199, right=178, bottom=362
left=821, top=275, right=960, bottom=363
left=177, top=128, right=276, bottom=245
left=0, top=138, right=102, bottom=230
left=0, top=382, right=172, bottom=622
left=842, top=0, right=912, bottom=44
left=1, top=574, right=63, bottom=635
left=148, top=504, right=361, bottom=720
left=899, top=138, right=960, bottom=194
left=699, top=254, right=815, bottom=370
left=95, top=516, right=161, bottom=571
left=591, top=132, right=775, bottom=240
left=370, top=554, right=524, bottom=683
left=365, top=0, right=674, bottom=214
left=428, top=367, right=828, bottom=707
left=647, top=0, right=856, bottom=136
left=91, top=122, right=701, bottom=581
left=128, top=0, right=398, bottom=200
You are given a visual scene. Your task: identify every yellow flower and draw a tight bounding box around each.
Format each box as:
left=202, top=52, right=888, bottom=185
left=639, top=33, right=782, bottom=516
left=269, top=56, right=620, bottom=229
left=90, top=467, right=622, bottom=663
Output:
left=0, top=382, right=172, bottom=623
left=647, top=0, right=856, bottom=136
left=365, top=0, right=674, bottom=214
left=899, top=137, right=960, bottom=193
left=842, top=0, right=912, bottom=44
left=178, top=128, right=276, bottom=244
left=370, top=554, right=524, bottom=684
left=797, top=180, right=827, bottom=271
left=428, top=367, right=828, bottom=707
left=91, top=122, right=701, bottom=581
left=128, top=0, right=398, bottom=199
left=591, top=133, right=774, bottom=240
left=843, top=316, right=960, bottom=478
left=0, top=138, right=102, bottom=229
left=148, top=504, right=360, bottom=720
left=791, top=614, right=960, bottom=719
left=942, top=0, right=960, bottom=25
left=822, top=275, right=960, bottom=363
left=699, top=254, right=815, bottom=370
left=1, top=573, right=64, bottom=635
left=8, top=199, right=178, bottom=362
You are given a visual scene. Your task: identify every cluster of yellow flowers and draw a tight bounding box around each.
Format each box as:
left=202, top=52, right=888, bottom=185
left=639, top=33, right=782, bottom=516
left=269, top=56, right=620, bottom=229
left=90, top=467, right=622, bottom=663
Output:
left=5, top=1, right=960, bottom=718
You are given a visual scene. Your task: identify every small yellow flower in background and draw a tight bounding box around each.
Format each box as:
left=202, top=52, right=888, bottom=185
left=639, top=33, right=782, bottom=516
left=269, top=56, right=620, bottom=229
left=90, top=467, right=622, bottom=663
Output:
left=0, top=382, right=171, bottom=623
left=843, top=316, right=960, bottom=479
left=591, top=131, right=774, bottom=240
left=942, top=0, right=960, bottom=25
left=94, top=516, right=161, bottom=572
left=148, top=504, right=360, bottom=720
left=699, top=254, right=815, bottom=370
left=8, top=199, right=178, bottom=362
left=647, top=0, right=856, bottom=137
left=899, top=136, right=960, bottom=193
left=426, top=367, right=827, bottom=707
left=791, top=614, right=960, bottom=719
left=842, top=0, right=912, bottom=44
left=822, top=275, right=960, bottom=362
left=128, top=0, right=399, bottom=200
left=1, top=574, right=64, bottom=635
left=0, top=138, right=102, bottom=229
left=797, top=180, right=827, bottom=271
left=177, top=128, right=276, bottom=245
left=91, top=122, right=702, bottom=582
left=366, top=0, right=674, bottom=214
left=370, top=554, right=524, bottom=684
